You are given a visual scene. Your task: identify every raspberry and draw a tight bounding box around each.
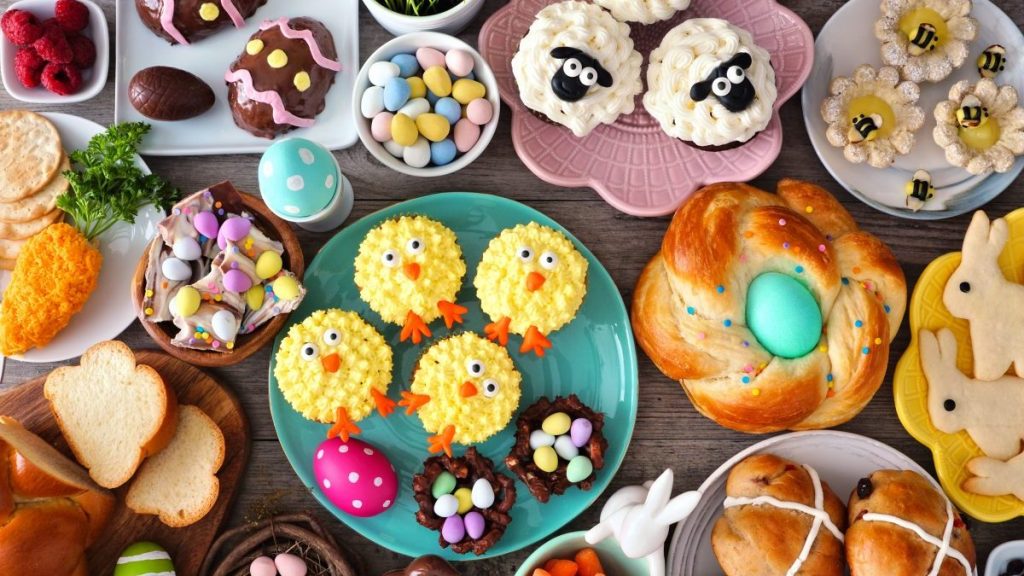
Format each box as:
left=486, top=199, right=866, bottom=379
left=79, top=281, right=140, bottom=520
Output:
left=14, top=47, right=44, bottom=88
left=67, top=33, right=95, bottom=68
left=39, top=17, right=63, bottom=36
left=40, top=62, right=81, bottom=95
left=1, top=9, right=44, bottom=46
left=54, top=0, right=89, bottom=32
left=33, top=28, right=73, bottom=64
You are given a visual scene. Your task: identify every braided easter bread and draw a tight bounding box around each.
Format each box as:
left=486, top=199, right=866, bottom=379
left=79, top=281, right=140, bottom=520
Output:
left=632, top=180, right=906, bottom=433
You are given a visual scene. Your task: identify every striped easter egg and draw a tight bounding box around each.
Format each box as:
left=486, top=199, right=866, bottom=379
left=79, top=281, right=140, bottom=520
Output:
left=113, top=542, right=176, bottom=576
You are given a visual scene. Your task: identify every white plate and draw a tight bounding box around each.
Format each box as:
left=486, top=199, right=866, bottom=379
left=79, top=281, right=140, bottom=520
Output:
left=801, top=0, right=1024, bottom=219
left=0, top=113, right=163, bottom=363
left=113, top=0, right=359, bottom=156
left=666, top=430, right=935, bottom=576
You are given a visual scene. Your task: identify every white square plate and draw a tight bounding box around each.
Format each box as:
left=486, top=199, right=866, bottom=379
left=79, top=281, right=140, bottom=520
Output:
left=113, top=0, right=359, bottom=156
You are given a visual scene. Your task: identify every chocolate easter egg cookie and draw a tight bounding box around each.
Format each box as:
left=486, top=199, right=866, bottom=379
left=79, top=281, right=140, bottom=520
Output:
left=135, top=0, right=268, bottom=46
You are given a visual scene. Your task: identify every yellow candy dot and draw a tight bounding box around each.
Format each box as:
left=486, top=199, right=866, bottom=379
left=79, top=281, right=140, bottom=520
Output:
left=407, top=76, right=426, bottom=99
left=245, top=285, right=265, bottom=310
left=144, top=307, right=154, bottom=316
left=454, top=487, right=473, bottom=514
left=267, top=49, right=289, bottom=69
left=226, top=341, right=235, bottom=350
left=805, top=206, right=813, bottom=214
left=452, top=79, right=486, bottom=105
left=198, top=2, right=220, bottom=21
left=273, top=276, right=301, bottom=300
left=819, top=345, right=828, bottom=353
left=145, top=289, right=154, bottom=298
left=874, top=337, right=882, bottom=345
left=293, top=71, right=311, bottom=92
left=533, top=445, right=558, bottom=473
left=541, top=412, right=571, bottom=436
left=752, top=388, right=761, bottom=397
left=246, top=39, right=265, bottom=55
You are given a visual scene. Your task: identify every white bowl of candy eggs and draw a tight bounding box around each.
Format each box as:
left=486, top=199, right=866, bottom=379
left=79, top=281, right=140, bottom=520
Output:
left=353, top=31, right=500, bottom=177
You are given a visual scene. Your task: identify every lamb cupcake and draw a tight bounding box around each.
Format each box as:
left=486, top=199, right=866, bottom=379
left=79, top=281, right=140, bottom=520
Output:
left=933, top=79, right=1024, bottom=174
left=511, top=1, right=643, bottom=137
left=875, top=0, right=977, bottom=83
left=592, top=0, right=690, bottom=24
left=643, top=18, right=777, bottom=149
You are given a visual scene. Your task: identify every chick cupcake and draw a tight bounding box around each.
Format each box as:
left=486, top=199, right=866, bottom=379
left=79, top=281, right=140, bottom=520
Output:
left=400, top=333, right=522, bottom=457
left=644, top=18, right=777, bottom=149
left=933, top=79, right=1024, bottom=174
left=592, top=0, right=690, bottom=24
left=474, top=222, right=588, bottom=357
left=875, top=0, right=977, bottom=83
left=821, top=64, right=925, bottom=168
left=355, top=216, right=467, bottom=344
left=511, top=1, right=643, bottom=137
left=275, top=309, right=394, bottom=441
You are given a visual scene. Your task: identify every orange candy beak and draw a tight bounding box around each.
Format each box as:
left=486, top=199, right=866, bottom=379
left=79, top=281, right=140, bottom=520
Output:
left=526, top=271, right=546, bottom=292
left=403, top=262, right=421, bottom=281
left=321, top=353, right=341, bottom=373
left=460, top=381, right=478, bottom=398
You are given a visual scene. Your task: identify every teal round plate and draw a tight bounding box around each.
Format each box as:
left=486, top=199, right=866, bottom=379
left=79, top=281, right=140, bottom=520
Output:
left=268, top=192, right=639, bottom=561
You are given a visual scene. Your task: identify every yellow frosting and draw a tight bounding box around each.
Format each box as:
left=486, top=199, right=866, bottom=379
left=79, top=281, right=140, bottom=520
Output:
left=959, top=117, right=1001, bottom=151
left=899, top=7, right=949, bottom=50
left=849, top=95, right=897, bottom=139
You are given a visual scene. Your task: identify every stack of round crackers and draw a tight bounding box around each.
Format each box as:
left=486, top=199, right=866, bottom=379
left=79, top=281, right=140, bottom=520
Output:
left=0, top=111, right=67, bottom=270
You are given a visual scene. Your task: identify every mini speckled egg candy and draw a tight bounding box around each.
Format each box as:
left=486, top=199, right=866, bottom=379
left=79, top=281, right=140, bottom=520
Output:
left=250, top=556, right=276, bottom=576
left=259, top=138, right=353, bottom=232
left=361, top=86, right=385, bottom=118
left=313, top=436, right=398, bottom=517
left=416, top=47, right=446, bottom=69
left=113, top=542, right=176, bottom=576
left=445, top=48, right=474, bottom=77
left=194, top=210, right=219, bottom=239
left=466, top=99, right=493, bottom=125
left=430, top=140, right=457, bottom=166
left=391, top=53, right=419, bottom=77
left=453, top=119, right=480, bottom=153
left=368, top=60, right=400, bottom=86
left=371, top=112, right=394, bottom=143
left=275, top=553, right=308, bottom=576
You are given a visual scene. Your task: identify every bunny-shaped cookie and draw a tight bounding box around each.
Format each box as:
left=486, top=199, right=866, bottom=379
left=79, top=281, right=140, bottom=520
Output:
left=943, top=210, right=1024, bottom=380
left=920, top=328, right=1024, bottom=460
left=584, top=469, right=701, bottom=576
left=965, top=451, right=1024, bottom=501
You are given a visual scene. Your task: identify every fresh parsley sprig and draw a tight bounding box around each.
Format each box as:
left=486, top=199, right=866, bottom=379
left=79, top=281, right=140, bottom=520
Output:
left=57, top=122, right=178, bottom=241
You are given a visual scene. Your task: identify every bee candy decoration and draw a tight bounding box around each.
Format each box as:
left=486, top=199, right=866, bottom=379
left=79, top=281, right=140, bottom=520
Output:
left=907, top=22, right=939, bottom=56
left=849, top=113, right=883, bottom=143
left=905, top=169, right=935, bottom=212
left=956, top=94, right=989, bottom=128
left=689, top=52, right=755, bottom=113
left=978, top=44, right=1007, bottom=79
left=549, top=47, right=613, bottom=102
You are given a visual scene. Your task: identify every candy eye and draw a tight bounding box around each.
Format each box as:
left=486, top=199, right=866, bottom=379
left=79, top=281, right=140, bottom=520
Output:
left=580, top=67, right=598, bottom=87
left=466, top=359, right=485, bottom=377
left=712, top=77, right=731, bottom=97
left=406, top=238, right=424, bottom=255
left=518, top=246, right=534, bottom=262
left=323, top=329, right=341, bottom=346
left=540, top=251, right=558, bottom=270
left=300, top=342, right=319, bottom=360
left=482, top=379, right=499, bottom=398
left=382, top=250, right=400, bottom=268
left=726, top=65, right=745, bottom=83
left=563, top=58, right=582, bottom=77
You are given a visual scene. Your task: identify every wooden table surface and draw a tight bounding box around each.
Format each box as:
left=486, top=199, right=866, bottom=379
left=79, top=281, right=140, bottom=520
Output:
left=2, top=0, right=1023, bottom=574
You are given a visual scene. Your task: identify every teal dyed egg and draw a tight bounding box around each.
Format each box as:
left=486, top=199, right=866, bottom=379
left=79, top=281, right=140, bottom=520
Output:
left=113, top=542, right=176, bottom=576
left=745, top=272, right=822, bottom=359
left=258, top=138, right=339, bottom=220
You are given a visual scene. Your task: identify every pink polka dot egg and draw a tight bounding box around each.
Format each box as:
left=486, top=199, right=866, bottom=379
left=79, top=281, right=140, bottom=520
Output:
left=313, top=436, right=398, bottom=517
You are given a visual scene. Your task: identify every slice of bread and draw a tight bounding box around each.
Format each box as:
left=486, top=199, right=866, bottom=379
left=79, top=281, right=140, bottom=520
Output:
left=126, top=405, right=225, bottom=527
left=44, top=341, right=178, bottom=489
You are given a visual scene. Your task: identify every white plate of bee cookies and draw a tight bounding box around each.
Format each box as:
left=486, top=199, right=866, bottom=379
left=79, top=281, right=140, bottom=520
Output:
left=802, top=0, right=1024, bottom=219
left=113, top=0, right=359, bottom=155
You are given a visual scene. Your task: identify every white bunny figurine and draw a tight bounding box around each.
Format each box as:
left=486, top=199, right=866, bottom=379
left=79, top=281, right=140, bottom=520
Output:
left=584, top=469, right=702, bottom=576
left=943, top=210, right=1024, bottom=380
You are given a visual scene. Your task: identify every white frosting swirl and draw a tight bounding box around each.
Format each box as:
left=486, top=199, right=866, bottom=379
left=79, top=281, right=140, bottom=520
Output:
left=592, top=0, right=691, bottom=24
left=511, top=1, right=643, bottom=137
left=643, top=18, right=777, bottom=147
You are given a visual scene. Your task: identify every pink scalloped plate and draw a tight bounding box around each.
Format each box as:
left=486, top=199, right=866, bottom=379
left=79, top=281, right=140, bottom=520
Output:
left=479, top=0, right=814, bottom=217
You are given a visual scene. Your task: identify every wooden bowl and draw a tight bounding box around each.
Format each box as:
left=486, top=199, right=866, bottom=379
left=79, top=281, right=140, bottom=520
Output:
left=131, top=189, right=305, bottom=367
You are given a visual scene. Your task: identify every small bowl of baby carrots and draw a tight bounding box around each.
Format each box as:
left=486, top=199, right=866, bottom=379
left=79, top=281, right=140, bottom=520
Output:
left=514, top=531, right=651, bottom=576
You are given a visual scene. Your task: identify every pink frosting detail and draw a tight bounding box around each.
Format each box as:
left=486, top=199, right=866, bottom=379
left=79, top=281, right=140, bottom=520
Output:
left=160, top=0, right=190, bottom=45
left=259, top=17, right=342, bottom=71
left=220, top=0, right=245, bottom=28
left=224, top=68, right=316, bottom=128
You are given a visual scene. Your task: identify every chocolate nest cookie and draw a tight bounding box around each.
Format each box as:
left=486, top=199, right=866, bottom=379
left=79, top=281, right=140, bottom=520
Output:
left=412, top=447, right=515, bottom=555
left=505, top=395, right=607, bottom=503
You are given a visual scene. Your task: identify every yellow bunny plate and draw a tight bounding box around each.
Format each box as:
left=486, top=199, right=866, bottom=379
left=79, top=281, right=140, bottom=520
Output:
left=895, top=207, right=1024, bottom=522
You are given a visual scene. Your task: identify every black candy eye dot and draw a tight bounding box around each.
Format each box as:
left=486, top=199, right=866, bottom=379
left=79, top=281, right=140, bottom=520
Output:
left=856, top=477, right=873, bottom=499
left=944, top=398, right=957, bottom=412
left=959, top=281, right=971, bottom=293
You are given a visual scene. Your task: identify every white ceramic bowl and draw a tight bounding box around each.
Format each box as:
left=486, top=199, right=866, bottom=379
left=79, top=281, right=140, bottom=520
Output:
left=0, top=0, right=108, bottom=103
left=353, top=31, right=500, bottom=177
left=361, top=0, right=485, bottom=36
left=514, top=531, right=651, bottom=576
left=986, top=541, right=1024, bottom=576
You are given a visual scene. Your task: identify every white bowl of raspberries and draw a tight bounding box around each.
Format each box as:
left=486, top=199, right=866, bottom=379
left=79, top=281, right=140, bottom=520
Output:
left=0, top=0, right=107, bottom=103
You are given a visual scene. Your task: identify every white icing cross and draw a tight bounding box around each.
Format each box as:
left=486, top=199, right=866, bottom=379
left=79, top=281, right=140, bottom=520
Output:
left=723, top=465, right=843, bottom=576
left=861, top=496, right=972, bottom=576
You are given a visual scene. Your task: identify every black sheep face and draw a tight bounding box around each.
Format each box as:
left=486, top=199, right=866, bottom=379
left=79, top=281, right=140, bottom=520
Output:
left=549, top=47, right=613, bottom=102
left=689, top=52, right=756, bottom=113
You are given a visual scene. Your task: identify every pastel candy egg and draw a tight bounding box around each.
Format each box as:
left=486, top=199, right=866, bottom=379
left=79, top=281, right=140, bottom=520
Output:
left=453, top=119, right=480, bottom=153
left=371, top=112, right=394, bottom=143
left=430, top=139, right=457, bottom=166
left=383, top=76, right=411, bottom=112
left=441, top=515, right=466, bottom=544
left=390, top=52, right=419, bottom=77
left=256, top=250, right=283, bottom=279
left=161, top=257, right=191, bottom=282
left=570, top=418, right=592, bottom=448
left=416, top=47, right=446, bottom=69
left=403, top=137, right=431, bottom=168
left=259, top=138, right=339, bottom=219
left=452, top=79, right=485, bottom=105
left=273, top=275, right=301, bottom=300
left=434, top=97, right=462, bottom=125
left=431, top=471, right=456, bottom=498
left=171, top=286, right=201, bottom=318
left=361, top=86, right=385, bottom=118
left=390, top=113, right=419, bottom=147
left=542, top=412, right=571, bottom=436
left=464, top=510, right=486, bottom=540
left=434, top=493, right=459, bottom=518
left=193, top=210, right=219, bottom=238
left=534, top=445, right=558, bottom=473
left=113, top=542, right=175, bottom=576
left=223, top=269, right=253, bottom=293
left=368, top=60, right=400, bottom=86
left=746, top=272, right=823, bottom=359
left=313, top=436, right=398, bottom=517
left=529, top=429, right=555, bottom=449
left=445, top=48, right=475, bottom=77
left=407, top=76, right=427, bottom=99
left=383, top=140, right=404, bottom=158
left=454, top=487, right=473, bottom=514
left=554, top=434, right=579, bottom=461
left=245, top=284, right=265, bottom=309
left=250, top=556, right=277, bottom=576
left=466, top=98, right=493, bottom=125
left=211, top=309, right=239, bottom=341
left=218, top=216, right=252, bottom=249
left=471, top=478, right=494, bottom=509
left=416, top=113, right=450, bottom=143
left=172, top=236, right=201, bottom=261
left=566, top=455, right=594, bottom=483
left=275, top=553, right=308, bottom=576
left=423, top=65, right=452, bottom=97
left=398, top=98, right=430, bottom=120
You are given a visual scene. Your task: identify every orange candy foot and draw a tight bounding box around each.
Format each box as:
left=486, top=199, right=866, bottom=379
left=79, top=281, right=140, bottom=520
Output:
left=485, top=316, right=511, bottom=346
left=428, top=425, right=456, bottom=457
left=400, top=310, right=432, bottom=344
left=520, top=325, right=552, bottom=357
left=326, top=407, right=361, bottom=442
left=372, top=388, right=396, bottom=418
left=438, top=300, right=468, bottom=329
left=398, top=391, right=431, bottom=415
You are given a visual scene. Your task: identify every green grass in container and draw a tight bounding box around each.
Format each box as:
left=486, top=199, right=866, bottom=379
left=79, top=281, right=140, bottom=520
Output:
left=378, top=0, right=465, bottom=16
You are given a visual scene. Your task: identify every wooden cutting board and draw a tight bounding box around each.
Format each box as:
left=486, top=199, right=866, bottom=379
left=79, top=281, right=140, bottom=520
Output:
left=0, top=350, right=250, bottom=576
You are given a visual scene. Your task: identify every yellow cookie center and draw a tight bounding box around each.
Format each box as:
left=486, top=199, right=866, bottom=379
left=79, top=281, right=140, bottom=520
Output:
left=198, top=2, right=220, bottom=21
left=899, top=7, right=949, bottom=50
left=267, top=49, right=289, bottom=69
left=959, top=116, right=1001, bottom=151
left=848, top=95, right=896, bottom=139
left=246, top=39, right=265, bottom=55
left=294, top=71, right=311, bottom=92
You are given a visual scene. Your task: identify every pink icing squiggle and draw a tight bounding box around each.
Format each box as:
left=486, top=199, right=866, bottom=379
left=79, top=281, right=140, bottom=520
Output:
left=225, top=68, right=316, bottom=128
left=160, top=0, right=190, bottom=45
left=259, top=17, right=342, bottom=72
left=220, top=0, right=244, bottom=28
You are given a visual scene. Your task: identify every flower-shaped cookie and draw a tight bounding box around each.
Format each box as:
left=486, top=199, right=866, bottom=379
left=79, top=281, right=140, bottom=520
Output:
left=875, top=0, right=977, bottom=83
left=933, top=79, right=1024, bottom=175
left=821, top=65, right=925, bottom=168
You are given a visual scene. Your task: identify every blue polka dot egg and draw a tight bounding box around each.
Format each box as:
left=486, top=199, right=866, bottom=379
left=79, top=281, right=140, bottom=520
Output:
left=259, top=138, right=339, bottom=220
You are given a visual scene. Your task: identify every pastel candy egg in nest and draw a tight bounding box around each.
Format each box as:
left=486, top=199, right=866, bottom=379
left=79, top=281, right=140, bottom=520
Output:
left=113, top=542, right=175, bottom=576
left=259, top=138, right=339, bottom=220
left=275, top=553, right=308, bottom=576
left=250, top=556, right=277, bottom=576
left=313, top=436, right=397, bottom=517
left=464, top=510, right=486, bottom=540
